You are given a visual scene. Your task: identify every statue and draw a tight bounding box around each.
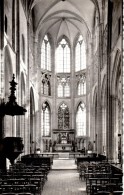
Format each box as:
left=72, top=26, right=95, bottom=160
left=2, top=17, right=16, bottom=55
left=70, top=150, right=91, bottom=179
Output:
left=58, top=133, right=61, bottom=144
left=49, top=140, right=52, bottom=152
left=67, top=133, right=70, bottom=143
left=49, top=139, right=52, bottom=147
left=88, top=141, right=93, bottom=151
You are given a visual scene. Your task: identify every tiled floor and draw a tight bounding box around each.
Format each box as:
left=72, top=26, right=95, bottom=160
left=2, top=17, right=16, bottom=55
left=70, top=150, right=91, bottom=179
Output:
left=42, top=159, right=86, bottom=195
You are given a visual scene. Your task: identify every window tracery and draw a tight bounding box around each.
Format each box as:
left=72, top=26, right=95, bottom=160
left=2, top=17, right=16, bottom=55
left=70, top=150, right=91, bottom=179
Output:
left=57, top=76, right=70, bottom=97
left=56, top=38, right=70, bottom=73
left=77, top=75, right=86, bottom=95
left=41, top=35, right=51, bottom=71
left=76, top=73, right=86, bottom=96
left=75, top=35, right=86, bottom=71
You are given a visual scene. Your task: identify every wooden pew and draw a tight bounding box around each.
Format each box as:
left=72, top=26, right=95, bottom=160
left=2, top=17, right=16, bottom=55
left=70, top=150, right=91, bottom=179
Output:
left=21, top=155, right=53, bottom=170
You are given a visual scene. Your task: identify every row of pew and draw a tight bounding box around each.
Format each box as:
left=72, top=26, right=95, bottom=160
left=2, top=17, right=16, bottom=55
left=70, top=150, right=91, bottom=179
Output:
left=0, top=156, right=51, bottom=194
left=78, top=161, right=123, bottom=195
left=21, top=154, right=53, bottom=170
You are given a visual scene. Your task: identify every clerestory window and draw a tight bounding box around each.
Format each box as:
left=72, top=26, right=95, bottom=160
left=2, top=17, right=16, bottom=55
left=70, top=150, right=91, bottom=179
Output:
left=56, top=38, right=70, bottom=73
left=41, top=35, right=51, bottom=71
left=75, top=35, right=86, bottom=71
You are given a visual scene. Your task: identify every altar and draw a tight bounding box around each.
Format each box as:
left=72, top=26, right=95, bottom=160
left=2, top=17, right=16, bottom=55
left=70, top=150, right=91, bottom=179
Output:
left=55, top=144, right=72, bottom=152
left=52, top=129, right=75, bottom=152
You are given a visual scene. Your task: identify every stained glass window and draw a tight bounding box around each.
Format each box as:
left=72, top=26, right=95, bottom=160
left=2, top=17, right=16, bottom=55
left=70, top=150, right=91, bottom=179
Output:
left=56, top=38, right=70, bottom=73
left=76, top=102, right=86, bottom=136
left=41, top=102, right=51, bottom=136
left=41, top=35, right=51, bottom=71
left=75, top=35, right=86, bottom=71
left=58, top=103, right=69, bottom=129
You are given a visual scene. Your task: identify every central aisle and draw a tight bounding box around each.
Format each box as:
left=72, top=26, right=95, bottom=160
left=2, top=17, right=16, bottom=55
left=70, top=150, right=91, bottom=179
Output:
left=42, top=159, right=86, bottom=195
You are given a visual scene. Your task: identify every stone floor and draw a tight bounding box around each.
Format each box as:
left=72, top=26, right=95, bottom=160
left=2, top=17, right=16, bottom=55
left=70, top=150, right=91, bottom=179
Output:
left=42, top=159, right=86, bottom=195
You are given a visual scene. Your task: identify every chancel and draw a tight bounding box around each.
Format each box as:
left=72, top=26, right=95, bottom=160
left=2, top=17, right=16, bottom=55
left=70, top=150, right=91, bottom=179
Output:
left=0, top=0, right=123, bottom=194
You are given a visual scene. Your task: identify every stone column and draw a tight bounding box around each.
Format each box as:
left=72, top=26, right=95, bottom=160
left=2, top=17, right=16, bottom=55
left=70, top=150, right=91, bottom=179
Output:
left=25, top=18, right=31, bottom=155
left=71, top=47, right=74, bottom=130
left=106, top=0, right=113, bottom=160
left=111, top=96, right=117, bottom=162
left=96, top=21, right=103, bottom=154
left=52, top=44, right=56, bottom=130
left=16, top=0, right=21, bottom=137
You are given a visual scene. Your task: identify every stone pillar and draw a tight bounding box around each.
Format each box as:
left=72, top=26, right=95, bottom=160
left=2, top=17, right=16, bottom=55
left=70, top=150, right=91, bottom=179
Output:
left=52, top=44, right=56, bottom=130
left=71, top=47, right=74, bottom=130
left=16, top=0, right=21, bottom=137
left=97, top=21, right=103, bottom=154
left=25, top=18, right=31, bottom=155
left=106, top=0, right=113, bottom=160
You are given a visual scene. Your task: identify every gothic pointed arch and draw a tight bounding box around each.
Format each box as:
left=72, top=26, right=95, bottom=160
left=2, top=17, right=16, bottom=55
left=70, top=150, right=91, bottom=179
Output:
left=75, top=34, right=86, bottom=71
left=56, top=35, right=70, bottom=73
left=41, top=34, right=51, bottom=71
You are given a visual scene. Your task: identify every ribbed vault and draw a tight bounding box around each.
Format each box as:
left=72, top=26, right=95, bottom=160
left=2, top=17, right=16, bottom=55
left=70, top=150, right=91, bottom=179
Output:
left=30, top=0, right=99, bottom=44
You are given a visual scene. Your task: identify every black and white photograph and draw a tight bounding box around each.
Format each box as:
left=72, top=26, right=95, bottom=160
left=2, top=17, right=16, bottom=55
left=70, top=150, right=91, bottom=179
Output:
left=0, top=0, right=123, bottom=194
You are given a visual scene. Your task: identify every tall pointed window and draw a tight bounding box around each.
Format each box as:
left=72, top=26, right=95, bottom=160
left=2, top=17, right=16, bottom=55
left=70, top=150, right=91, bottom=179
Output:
left=76, top=102, right=86, bottom=136
left=41, top=35, right=51, bottom=71
left=58, top=103, right=69, bottom=129
left=75, top=35, right=86, bottom=71
left=56, top=38, right=70, bottom=73
left=41, top=102, right=51, bottom=136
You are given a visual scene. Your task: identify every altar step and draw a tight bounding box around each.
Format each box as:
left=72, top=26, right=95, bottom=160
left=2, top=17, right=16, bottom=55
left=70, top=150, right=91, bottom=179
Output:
left=58, top=152, right=69, bottom=159
left=52, top=159, right=77, bottom=170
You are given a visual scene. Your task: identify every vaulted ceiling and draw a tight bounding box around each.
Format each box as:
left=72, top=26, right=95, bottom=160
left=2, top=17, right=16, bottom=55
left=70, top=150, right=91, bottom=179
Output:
left=31, top=0, right=98, bottom=44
